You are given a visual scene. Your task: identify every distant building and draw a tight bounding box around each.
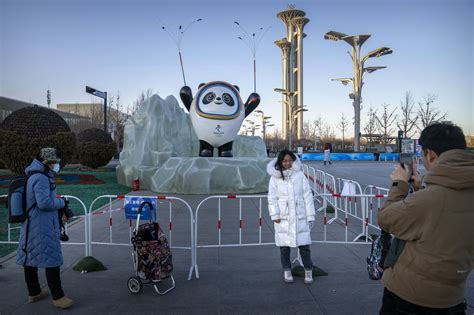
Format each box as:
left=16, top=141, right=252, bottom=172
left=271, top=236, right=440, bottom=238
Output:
left=57, top=103, right=126, bottom=120
left=466, top=135, right=474, bottom=148
left=0, top=96, right=92, bottom=132
left=58, top=103, right=103, bottom=118
left=57, top=103, right=128, bottom=144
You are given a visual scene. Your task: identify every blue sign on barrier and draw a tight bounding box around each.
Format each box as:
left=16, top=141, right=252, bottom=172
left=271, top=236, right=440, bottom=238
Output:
left=124, top=196, right=157, bottom=220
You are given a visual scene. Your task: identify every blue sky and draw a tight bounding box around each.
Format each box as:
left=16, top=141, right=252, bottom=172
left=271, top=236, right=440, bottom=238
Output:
left=1, top=0, right=473, bottom=137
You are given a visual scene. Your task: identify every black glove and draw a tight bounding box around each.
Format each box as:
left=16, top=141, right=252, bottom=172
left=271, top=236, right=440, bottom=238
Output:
left=60, top=197, right=74, bottom=219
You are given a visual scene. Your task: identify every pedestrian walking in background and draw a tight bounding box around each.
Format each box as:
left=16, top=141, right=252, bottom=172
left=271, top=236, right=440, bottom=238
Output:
left=378, top=122, right=473, bottom=314
left=16, top=148, right=74, bottom=309
left=267, top=150, right=316, bottom=284
left=323, top=142, right=332, bottom=165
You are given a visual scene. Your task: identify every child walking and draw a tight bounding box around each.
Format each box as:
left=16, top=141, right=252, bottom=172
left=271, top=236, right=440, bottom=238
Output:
left=267, top=150, right=316, bottom=284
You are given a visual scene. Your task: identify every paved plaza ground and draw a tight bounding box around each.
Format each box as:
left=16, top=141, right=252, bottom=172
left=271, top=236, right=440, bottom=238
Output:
left=0, top=161, right=472, bottom=314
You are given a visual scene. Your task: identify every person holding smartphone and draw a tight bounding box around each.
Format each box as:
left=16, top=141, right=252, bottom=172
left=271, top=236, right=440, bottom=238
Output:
left=378, top=122, right=474, bottom=314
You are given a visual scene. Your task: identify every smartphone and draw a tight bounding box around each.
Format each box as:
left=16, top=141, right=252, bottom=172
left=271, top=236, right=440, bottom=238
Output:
left=400, top=139, right=416, bottom=182
left=400, top=156, right=414, bottom=180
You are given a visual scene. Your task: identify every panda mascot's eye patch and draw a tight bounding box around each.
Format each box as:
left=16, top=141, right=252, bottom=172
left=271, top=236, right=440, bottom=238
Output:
left=203, top=92, right=216, bottom=104
left=222, top=93, right=234, bottom=107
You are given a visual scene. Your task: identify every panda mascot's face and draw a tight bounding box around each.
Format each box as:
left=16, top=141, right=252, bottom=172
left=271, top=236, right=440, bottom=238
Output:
left=194, top=82, right=242, bottom=120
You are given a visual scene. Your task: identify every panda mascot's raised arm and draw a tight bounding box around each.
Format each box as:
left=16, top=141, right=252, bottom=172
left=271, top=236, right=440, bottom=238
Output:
left=179, top=82, right=260, bottom=157
left=179, top=86, right=194, bottom=111
left=244, top=93, right=260, bottom=117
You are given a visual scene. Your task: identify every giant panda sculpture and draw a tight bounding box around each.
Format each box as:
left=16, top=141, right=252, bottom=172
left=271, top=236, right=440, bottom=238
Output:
left=180, top=81, right=260, bottom=157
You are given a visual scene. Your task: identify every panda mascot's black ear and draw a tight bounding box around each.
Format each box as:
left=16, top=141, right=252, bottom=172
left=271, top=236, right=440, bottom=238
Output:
left=179, top=86, right=193, bottom=111
left=198, top=83, right=206, bottom=89
left=233, top=85, right=240, bottom=92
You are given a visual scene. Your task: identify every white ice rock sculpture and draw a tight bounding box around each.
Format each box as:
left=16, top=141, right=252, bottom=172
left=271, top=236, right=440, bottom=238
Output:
left=116, top=94, right=270, bottom=194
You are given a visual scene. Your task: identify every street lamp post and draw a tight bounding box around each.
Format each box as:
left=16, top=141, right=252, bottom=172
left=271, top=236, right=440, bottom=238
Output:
left=240, top=124, right=248, bottom=136
left=86, top=85, right=108, bottom=132
left=161, top=18, right=203, bottom=86
left=254, top=109, right=273, bottom=143
left=288, top=107, right=308, bottom=151
left=234, top=22, right=270, bottom=92
left=274, top=88, right=297, bottom=146
left=324, top=31, right=392, bottom=152
left=245, top=120, right=261, bottom=136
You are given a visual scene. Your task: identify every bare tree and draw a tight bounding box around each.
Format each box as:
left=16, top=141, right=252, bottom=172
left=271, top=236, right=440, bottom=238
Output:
left=266, top=126, right=286, bottom=152
left=397, top=91, right=418, bottom=138
left=322, top=123, right=336, bottom=142
left=417, top=94, right=447, bottom=131
left=302, top=120, right=314, bottom=141
left=375, top=103, right=397, bottom=146
left=128, top=89, right=154, bottom=116
left=364, top=107, right=378, bottom=148
left=313, top=116, right=324, bottom=138
left=89, top=102, right=105, bottom=127
left=110, top=92, right=126, bottom=151
left=311, top=116, right=325, bottom=150
left=337, top=113, right=349, bottom=150
left=107, top=93, right=114, bottom=131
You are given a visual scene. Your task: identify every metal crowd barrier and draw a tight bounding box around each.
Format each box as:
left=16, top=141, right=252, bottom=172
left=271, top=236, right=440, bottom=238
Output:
left=302, top=165, right=389, bottom=242
left=88, top=194, right=196, bottom=280
left=1, top=177, right=390, bottom=282
left=363, top=185, right=390, bottom=230
left=194, top=194, right=270, bottom=279
left=0, top=194, right=89, bottom=257
left=317, top=192, right=386, bottom=243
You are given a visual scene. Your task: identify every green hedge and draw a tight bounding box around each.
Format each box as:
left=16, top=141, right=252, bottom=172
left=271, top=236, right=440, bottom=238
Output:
left=0, top=131, right=76, bottom=174
left=76, top=128, right=116, bottom=169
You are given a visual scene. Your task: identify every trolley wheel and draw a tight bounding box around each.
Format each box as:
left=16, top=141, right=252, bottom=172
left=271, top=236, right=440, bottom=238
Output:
left=127, top=276, right=143, bottom=294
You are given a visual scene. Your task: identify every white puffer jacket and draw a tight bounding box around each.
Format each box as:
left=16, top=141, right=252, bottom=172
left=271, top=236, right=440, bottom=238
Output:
left=267, top=157, right=316, bottom=247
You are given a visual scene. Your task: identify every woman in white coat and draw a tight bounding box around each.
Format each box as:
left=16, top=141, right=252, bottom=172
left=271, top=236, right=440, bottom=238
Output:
left=267, top=150, right=316, bottom=284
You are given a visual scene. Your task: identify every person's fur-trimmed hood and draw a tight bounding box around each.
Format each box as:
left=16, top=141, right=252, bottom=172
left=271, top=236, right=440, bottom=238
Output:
left=266, top=156, right=303, bottom=179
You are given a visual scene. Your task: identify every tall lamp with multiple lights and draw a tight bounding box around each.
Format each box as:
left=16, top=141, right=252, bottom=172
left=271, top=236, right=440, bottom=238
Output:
left=324, top=31, right=392, bottom=152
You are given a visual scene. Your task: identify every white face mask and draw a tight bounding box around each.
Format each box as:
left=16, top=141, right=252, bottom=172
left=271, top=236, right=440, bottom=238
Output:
left=52, top=163, right=60, bottom=173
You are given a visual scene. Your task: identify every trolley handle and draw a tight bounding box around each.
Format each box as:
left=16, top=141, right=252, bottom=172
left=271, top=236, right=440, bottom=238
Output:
left=136, top=201, right=154, bottom=229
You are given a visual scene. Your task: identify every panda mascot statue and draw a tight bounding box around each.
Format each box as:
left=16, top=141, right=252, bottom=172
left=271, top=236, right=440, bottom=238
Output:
left=180, top=81, right=260, bottom=157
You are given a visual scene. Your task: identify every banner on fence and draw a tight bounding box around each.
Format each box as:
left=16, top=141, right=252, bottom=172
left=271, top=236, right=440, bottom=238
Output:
left=124, top=196, right=157, bottom=220
left=341, top=181, right=357, bottom=196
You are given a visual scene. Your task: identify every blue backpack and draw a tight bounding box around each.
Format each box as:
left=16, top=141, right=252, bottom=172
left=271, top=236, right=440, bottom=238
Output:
left=7, top=171, right=46, bottom=223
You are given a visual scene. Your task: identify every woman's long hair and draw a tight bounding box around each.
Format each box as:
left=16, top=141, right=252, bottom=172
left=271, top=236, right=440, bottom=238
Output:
left=275, top=150, right=296, bottom=179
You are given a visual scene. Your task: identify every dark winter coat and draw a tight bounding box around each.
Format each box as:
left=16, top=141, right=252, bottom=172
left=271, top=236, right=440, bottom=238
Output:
left=16, top=159, right=65, bottom=268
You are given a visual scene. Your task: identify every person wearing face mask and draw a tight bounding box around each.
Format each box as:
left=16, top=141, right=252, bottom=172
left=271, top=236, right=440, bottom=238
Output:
left=267, top=149, right=316, bottom=284
left=16, top=147, right=74, bottom=309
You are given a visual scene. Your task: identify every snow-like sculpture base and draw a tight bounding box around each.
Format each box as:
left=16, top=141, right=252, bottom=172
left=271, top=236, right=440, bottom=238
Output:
left=116, top=94, right=270, bottom=194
